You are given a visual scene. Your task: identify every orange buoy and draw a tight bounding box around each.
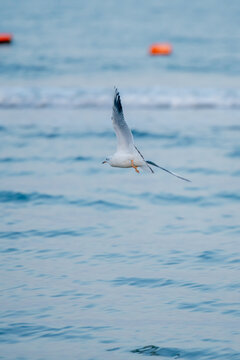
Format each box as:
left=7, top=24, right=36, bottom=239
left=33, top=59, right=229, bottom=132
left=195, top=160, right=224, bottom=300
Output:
left=149, top=43, right=172, bottom=56
left=0, top=33, right=13, bottom=44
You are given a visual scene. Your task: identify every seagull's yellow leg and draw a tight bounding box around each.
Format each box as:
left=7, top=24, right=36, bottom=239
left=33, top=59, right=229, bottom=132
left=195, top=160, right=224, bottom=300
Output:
left=131, top=160, right=140, bottom=173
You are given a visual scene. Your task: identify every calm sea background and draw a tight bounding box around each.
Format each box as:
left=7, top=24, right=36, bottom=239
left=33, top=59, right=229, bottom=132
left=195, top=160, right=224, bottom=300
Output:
left=0, top=1, right=240, bottom=359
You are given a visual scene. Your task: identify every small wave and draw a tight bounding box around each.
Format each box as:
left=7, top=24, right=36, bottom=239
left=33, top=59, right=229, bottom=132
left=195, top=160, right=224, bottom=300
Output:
left=0, top=157, right=26, bottom=163
left=216, top=192, right=240, bottom=202
left=0, top=323, right=53, bottom=342
left=0, top=191, right=134, bottom=211
left=0, top=229, right=93, bottom=239
left=0, top=323, right=93, bottom=342
left=112, top=277, right=175, bottom=288
left=228, top=149, right=240, bottom=158
left=0, top=248, right=18, bottom=253
left=22, top=130, right=112, bottom=140
left=111, top=277, right=213, bottom=292
left=131, top=345, right=239, bottom=359
left=132, top=345, right=181, bottom=358
left=82, top=199, right=136, bottom=210
left=0, top=63, right=48, bottom=75
left=0, top=191, right=64, bottom=204
left=73, top=156, right=93, bottom=162
left=197, top=250, right=226, bottom=263
left=139, top=192, right=213, bottom=207
left=132, top=130, right=179, bottom=139
left=0, top=87, right=240, bottom=109
left=0, top=322, right=110, bottom=343
left=188, top=167, right=223, bottom=175
left=106, top=347, right=121, bottom=352
left=180, top=282, right=212, bottom=292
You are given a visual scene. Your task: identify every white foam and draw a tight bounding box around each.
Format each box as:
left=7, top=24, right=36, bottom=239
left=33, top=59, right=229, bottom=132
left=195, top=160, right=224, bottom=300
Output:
left=0, top=87, right=240, bottom=109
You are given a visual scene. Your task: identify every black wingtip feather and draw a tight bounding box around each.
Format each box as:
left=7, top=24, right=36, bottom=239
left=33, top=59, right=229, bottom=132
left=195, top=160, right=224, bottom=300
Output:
left=114, top=87, right=122, bottom=113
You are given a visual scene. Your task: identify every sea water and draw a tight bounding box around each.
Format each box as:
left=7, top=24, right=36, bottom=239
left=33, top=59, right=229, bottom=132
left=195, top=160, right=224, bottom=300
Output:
left=0, top=1, right=240, bottom=359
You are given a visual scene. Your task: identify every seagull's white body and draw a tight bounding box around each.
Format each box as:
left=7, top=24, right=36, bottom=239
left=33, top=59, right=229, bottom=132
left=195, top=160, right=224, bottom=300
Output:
left=109, top=152, right=146, bottom=169
left=103, top=88, right=190, bottom=182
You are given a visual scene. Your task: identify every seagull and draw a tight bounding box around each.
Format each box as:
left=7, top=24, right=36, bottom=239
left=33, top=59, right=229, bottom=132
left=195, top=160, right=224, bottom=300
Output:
left=102, top=88, right=190, bottom=182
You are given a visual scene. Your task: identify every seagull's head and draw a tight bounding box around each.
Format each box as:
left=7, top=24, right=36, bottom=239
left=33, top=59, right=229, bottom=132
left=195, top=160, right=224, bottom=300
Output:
left=102, top=157, right=110, bottom=165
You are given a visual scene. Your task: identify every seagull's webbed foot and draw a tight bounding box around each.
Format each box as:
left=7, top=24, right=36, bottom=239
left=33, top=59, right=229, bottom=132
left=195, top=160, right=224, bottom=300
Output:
left=131, top=160, right=140, bottom=173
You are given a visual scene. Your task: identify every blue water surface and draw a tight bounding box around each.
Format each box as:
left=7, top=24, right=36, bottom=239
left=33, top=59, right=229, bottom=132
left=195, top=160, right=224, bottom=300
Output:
left=0, top=1, right=240, bottom=359
left=0, top=108, right=239, bottom=360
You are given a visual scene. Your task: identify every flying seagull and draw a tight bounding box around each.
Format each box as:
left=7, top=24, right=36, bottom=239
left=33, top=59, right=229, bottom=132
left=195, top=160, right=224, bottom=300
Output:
left=102, top=88, right=190, bottom=182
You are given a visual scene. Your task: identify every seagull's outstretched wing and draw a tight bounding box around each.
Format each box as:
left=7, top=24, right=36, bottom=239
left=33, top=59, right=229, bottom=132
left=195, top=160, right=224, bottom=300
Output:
left=112, top=88, right=134, bottom=152
left=146, top=160, right=191, bottom=182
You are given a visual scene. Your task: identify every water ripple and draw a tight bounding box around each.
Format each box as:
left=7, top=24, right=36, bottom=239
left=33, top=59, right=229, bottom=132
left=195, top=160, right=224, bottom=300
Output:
left=0, top=228, right=93, bottom=239
left=0, top=157, right=26, bottom=163
left=131, top=345, right=239, bottom=359
left=139, top=192, right=212, bottom=207
left=132, top=130, right=179, bottom=140
left=0, top=323, right=109, bottom=343
left=216, top=192, right=240, bottom=202
left=0, top=191, right=135, bottom=210
left=72, top=156, right=93, bottom=162
left=0, top=156, right=94, bottom=163
left=111, top=277, right=212, bottom=292
left=0, top=191, right=64, bottom=204
left=197, top=250, right=225, bottom=262
left=228, top=148, right=240, bottom=158
left=21, top=130, right=113, bottom=140
left=0, top=247, right=18, bottom=253
left=112, top=277, right=175, bottom=288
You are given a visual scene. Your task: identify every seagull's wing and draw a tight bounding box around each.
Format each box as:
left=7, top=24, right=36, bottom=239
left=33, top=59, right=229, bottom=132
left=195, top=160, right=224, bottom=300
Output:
left=112, top=88, right=134, bottom=152
left=146, top=160, right=191, bottom=182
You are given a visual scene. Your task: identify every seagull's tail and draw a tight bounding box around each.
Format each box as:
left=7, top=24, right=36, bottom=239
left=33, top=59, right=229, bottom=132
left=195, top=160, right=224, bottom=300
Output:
left=146, top=161, right=191, bottom=182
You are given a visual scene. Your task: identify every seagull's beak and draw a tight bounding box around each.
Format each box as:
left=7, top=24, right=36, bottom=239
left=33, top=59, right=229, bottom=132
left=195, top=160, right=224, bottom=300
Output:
left=102, top=160, right=107, bottom=164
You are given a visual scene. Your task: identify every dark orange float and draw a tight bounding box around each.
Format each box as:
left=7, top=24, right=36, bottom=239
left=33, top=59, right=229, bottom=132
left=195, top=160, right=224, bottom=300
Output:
left=0, top=33, right=12, bottom=44
left=149, top=43, right=172, bottom=56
